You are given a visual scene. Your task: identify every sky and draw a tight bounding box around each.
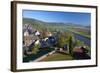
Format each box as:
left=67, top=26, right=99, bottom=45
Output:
left=23, top=10, right=91, bottom=26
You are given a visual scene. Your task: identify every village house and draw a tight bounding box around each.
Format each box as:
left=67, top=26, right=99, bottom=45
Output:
left=35, top=30, right=40, bottom=36
left=73, top=46, right=90, bottom=59
left=73, top=46, right=88, bottom=53
left=46, top=31, right=52, bottom=37
left=23, top=23, right=39, bottom=46
left=23, top=30, right=32, bottom=47
left=23, top=30, right=40, bottom=46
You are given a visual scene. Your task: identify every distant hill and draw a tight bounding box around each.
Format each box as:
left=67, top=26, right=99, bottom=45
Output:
left=23, top=18, right=90, bottom=32
left=23, top=18, right=89, bottom=26
left=23, top=18, right=46, bottom=26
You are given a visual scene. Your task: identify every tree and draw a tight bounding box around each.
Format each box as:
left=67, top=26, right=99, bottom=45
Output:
left=32, top=44, right=40, bottom=54
left=57, top=32, right=68, bottom=48
left=75, top=40, right=84, bottom=46
left=67, top=34, right=75, bottom=55
left=56, top=32, right=76, bottom=54
left=40, top=28, right=49, bottom=39
left=68, top=36, right=73, bottom=55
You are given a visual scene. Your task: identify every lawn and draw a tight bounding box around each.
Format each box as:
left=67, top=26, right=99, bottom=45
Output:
left=40, top=52, right=73, bottom=61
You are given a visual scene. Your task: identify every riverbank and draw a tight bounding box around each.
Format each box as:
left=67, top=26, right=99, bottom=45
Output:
left=67, top=29, right=91, bottom=39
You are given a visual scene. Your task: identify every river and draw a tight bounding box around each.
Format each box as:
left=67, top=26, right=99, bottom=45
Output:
left=73, top=33, right=91, bottom=46
left=66, top=29, right=91, bottom=46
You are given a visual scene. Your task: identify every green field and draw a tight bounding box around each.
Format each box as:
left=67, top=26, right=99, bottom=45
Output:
left=67, top=28, right=90, bottom=39
left=40, top=52, right=73, bottom=61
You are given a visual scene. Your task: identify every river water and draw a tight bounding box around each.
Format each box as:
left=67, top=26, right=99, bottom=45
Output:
left=73, top=33, right=91, bottom=46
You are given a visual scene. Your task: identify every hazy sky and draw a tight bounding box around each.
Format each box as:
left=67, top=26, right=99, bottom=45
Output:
left=23, top=10, right=91, bottom=26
